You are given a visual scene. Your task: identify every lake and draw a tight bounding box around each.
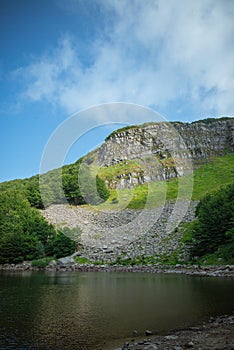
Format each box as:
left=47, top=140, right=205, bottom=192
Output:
left=0, top=271, right=233, bottom=349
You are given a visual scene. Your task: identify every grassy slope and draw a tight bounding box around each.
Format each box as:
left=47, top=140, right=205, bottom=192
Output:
left=95, top=154, right=234, bottom=265
left=96, top=153, right=234, bottom=210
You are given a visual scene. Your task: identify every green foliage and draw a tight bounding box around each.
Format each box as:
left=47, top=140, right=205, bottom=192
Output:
left=62, top=164, right=84, bottom=205
left=0, top=146, right=233, bottom=212
left=31, top=257, right=53, bottom=268
left=184, top=182, right=234, bottom=262
left=96, top=174, right=110, bottom=201
left=61, top=162, right=110, bottom=205
left=0, top=190, right=77, bottom=263
left=98, top=154, right=234, bottom=210
left=45, top=229, right=77, bottom=258
left=193, top=241, right=234, bottom=265
left=0, top=158, right=110, bottom=209
left=75, top=256, right=92, bottom=264
left=110, top=253, right=185, bottom=266
left=24, top=175, right=44, bottom=208
left=192, top=117, right=233, bottom=124
left=98, top=159, right=143, bottom=181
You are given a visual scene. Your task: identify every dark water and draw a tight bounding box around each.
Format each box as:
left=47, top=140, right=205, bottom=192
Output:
left=0, top=271, right=233, bottom=350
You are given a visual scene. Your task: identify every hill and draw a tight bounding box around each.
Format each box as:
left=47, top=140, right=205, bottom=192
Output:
left=0, top=117, right=234, bottom=265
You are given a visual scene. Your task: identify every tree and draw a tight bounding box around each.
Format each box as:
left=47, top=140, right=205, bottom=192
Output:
left=96, top=175, right=110, bottom=202
left=190, top=182, right=234, bottom=257
left=79, top=163, right=110, bottom=205
left=45, top=228, right=78, bottom=258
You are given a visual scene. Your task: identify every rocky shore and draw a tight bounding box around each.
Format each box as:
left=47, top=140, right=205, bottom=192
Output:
left=0, top=262, right=234, bottom=278
left=116, top=313, right=234, bottom=350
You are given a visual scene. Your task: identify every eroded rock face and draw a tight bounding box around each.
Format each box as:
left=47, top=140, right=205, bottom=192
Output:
left=95, top=119, right=234, bottom=189
left=98, top=120, right=234, bottom=164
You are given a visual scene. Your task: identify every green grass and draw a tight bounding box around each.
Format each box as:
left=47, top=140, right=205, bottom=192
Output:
left=98, top=160, right=143, bottom=181
left=192, top=154, right=234, bottom=199
left=94, top=153, right=234, bottom=210
left=110, top=253, right=187, bottom=266
left=75, top=256, right=92, bottom=264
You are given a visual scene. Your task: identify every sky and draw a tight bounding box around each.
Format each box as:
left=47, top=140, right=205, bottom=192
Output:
left=0, top=0, right=234, bottom=182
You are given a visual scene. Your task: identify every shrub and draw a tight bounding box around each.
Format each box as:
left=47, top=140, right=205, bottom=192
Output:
left=31, top=257, right=53, bottom=268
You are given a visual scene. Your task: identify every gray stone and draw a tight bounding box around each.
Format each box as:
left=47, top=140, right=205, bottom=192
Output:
left=58, top=256, right=75, bottom=266
left=143, top=345, right=158, bottom=350
left=145, top=330, right=153, bottom=336
left=48, top=260, right=57, bottom=267
left=165, top=335, right=178, bottom=340
left=186, top=341, right=194, bottom=348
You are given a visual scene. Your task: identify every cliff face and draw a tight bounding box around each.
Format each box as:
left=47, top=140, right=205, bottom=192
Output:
left=95, top=119, right=234, bottom=189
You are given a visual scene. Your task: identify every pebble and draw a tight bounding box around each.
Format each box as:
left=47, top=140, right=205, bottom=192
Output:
left=143, top=345, right=158, bottom=350
left=165, top=335, right=178, bottom=340
left=186, top=341, right=194, bottom=348
left=145, top=330, right=153, bottom=336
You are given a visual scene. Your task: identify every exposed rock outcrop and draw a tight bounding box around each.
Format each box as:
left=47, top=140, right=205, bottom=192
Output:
left=99, top=119, right=234, bottom=164
left=95, top=119, right=234, bottom=189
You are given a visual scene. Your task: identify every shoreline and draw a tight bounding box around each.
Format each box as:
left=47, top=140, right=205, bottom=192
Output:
left=116, top=313, right=234, bottom=350
left=0, top=263, right=234, bottom=278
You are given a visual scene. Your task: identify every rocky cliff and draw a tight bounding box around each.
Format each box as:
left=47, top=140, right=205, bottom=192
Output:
left=94, top=118, right=234, bottom=189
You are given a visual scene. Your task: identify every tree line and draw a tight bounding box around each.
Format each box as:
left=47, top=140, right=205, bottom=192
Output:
left=0, top=159, right=109, bottom=263
left=0, top=160, right=110, bottom=209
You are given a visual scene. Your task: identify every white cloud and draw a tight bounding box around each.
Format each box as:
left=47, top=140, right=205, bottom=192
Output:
left=16, top=0, right=234, bottom=118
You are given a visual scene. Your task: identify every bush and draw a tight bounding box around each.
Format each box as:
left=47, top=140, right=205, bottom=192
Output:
left=31, top=257, right=53, bottom=268
left=75, top=257, right=92, bottom=264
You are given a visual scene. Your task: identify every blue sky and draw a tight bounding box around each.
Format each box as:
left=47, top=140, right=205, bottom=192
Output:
left=1, top=0, right=234, bottom=182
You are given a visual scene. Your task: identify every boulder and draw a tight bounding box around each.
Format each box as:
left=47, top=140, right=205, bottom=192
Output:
left=48, top=260, right=57, bottom=267
left=145, top=330, right=153, bottom=336
left=58, top=256, right=75, bottom=266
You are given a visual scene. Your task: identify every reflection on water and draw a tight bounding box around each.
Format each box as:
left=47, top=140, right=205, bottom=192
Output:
left=0, top=271, right=233, bottom=349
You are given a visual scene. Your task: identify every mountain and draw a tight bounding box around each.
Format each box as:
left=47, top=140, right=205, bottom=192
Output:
left=41, top=117, right=234, bottom=264
left=1, top=117, right=234, bottom=265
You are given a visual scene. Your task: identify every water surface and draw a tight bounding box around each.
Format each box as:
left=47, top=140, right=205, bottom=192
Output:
left=0, top=271, right=233, bottom=349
